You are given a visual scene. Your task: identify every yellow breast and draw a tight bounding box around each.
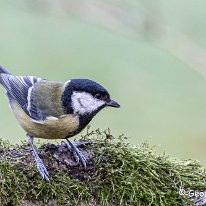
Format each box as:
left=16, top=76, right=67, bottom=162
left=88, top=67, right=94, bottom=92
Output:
left=10, top=100, right=79, bottom=139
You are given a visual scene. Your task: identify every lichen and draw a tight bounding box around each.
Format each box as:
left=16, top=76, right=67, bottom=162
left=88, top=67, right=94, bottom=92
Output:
left=0, top=129, right=206, bottom=205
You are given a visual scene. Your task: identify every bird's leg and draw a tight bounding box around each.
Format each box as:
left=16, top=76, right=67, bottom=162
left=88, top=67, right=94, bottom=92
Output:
left=64, top=139, right=87, bottom=169
left=26, top=134, right=49, bottom=181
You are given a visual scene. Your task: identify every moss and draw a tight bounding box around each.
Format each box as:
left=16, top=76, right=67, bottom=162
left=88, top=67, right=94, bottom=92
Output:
left=0, top=129, right=206, bottom=205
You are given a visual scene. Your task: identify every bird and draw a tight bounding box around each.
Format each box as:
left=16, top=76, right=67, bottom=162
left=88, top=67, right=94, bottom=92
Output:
left=0, top=66, right=120, bottom=181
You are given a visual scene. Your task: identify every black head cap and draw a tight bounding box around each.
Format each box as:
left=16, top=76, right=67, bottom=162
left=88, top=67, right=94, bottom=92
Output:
left=69, top=79, right=110, bottom=97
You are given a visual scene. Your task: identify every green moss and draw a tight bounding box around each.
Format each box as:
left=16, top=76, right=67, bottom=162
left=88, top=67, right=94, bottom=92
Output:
left=0, top=129, right=206, bottom=205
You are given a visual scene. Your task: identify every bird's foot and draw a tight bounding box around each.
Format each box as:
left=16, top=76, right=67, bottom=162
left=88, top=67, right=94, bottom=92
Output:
left=26, top=134, right=50, bottom=181
left=64, top=140, right=89, bottom=169
left=35, top=157, right=50, bottom=181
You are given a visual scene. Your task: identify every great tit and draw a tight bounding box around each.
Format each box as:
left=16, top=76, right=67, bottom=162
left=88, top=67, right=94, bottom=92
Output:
left=0, top=66, right=120, bottom=181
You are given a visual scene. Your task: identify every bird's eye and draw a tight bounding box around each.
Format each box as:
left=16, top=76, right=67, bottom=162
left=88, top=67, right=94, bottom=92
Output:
left=95, top=93, right=101, bottom=99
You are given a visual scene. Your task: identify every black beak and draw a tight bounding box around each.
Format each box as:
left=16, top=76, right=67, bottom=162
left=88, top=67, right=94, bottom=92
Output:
left=106, top=99, right=120, bottom=108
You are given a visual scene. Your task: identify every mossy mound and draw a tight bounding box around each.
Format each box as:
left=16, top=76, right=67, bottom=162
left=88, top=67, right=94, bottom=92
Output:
left=0, top=129, right=206, bottom=206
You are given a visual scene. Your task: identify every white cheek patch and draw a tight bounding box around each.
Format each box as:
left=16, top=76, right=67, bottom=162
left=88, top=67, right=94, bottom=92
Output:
left=71, top=92, right=105, bottom=115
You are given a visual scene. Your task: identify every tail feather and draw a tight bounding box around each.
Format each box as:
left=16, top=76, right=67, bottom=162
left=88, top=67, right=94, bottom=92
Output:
left=0, top=66, right=11, bottom=86
left=0, top=66, right=11, bottom=75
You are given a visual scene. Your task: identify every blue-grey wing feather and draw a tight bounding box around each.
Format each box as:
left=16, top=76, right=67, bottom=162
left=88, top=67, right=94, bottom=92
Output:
left=27, top=86, right=47, bottom=121
left=0, top=74, right=45, bottom=120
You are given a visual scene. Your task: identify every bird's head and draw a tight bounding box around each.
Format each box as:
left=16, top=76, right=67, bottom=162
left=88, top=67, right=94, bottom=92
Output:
left=62, top=79, right=120, bottom=116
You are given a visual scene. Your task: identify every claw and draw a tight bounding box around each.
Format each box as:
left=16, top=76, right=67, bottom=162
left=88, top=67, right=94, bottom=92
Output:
left=72, top=150, right=80, bottom=163
left=64, top=139, right=87, bottom=169
left=36, top=158, right=50, bottom=181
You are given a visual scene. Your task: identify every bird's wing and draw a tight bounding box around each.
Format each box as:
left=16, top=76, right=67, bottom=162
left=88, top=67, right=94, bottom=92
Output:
left=0, top=74, right=46, bottom=120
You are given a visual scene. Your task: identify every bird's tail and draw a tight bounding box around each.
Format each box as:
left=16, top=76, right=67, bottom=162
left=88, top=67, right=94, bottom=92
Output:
left=0, top=66, right=11, bottom=75
left=0, top=66, right=11, bottom=86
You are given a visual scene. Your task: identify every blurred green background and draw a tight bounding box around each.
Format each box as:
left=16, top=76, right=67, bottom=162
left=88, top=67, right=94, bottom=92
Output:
left=0, top=0, right=206, bottom=163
